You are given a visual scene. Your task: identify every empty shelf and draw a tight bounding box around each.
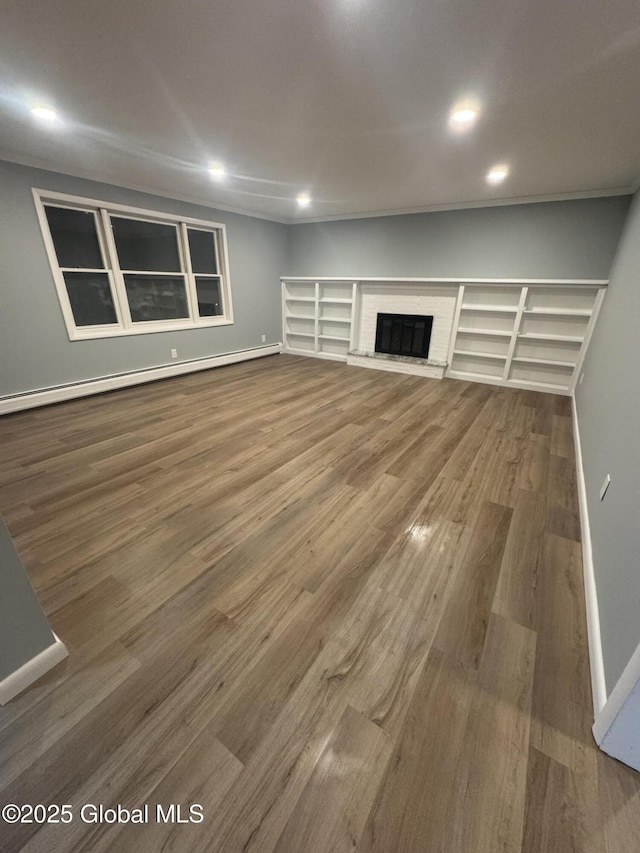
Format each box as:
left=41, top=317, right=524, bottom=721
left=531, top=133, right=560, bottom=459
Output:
left=457, top=328, right=513, bottom=337
left=523, top=307, right=591, bottom=316
left=453, top=350, right=507, bottom=360
left=517, top=332, right=584, bottom=343
left=512, top=356, right=576, bottom=368
left=460, top=305, right=518, bottom=313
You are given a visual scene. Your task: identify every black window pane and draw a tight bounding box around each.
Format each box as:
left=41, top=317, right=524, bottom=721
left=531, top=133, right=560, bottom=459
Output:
left=124, top=274, right=188, bottom=322
left=45, top=206, right=103, bottom=269
left=63, top=272, right=117, bottom=326
left=195, top=277, right=222, bottom=316
left=188, top=229, right=218, bottom=274
left=112, top=218, right=180, bottom=272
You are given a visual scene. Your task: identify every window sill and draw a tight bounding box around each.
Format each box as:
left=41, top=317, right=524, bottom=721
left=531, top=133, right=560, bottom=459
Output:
left=68, top=317, right=234, bottom=341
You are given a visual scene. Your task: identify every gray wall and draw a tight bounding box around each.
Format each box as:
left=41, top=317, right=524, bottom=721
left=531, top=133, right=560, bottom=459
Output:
left=0, top=516, right=57, bottom=680
left=575, top=190, right=640, bottom=693
left=287, top=197, right=630, bottom=280
left=0, top=159, right=289, bottom=397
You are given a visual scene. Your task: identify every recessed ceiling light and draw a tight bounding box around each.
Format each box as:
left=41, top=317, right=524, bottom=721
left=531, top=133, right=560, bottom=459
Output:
left=486, top=165, right=509, bottom=185
left=297, top=193, right=311, bottom=208
left=208, top=163, right=226, bottom=180
left=448, top=100, right=480, bottom=133
left=31, top=105, right=58, bottom=123
left=450, top=108, right=477, bottom=126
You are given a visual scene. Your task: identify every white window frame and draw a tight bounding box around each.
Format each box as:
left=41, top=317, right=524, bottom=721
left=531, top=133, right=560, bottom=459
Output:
left=33, top=188, right=234, bottom=341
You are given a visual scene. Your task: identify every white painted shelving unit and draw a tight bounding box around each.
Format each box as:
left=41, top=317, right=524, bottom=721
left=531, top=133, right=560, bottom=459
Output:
left=282, top=280, right=356, bottom=361
left=447, top=283, right=606, bottom=393
left=282, top=278, right=607, bottom=394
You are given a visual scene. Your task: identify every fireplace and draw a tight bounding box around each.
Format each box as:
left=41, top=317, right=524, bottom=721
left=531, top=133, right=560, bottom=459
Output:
left=346, top=282, right=454, bottom=378
left=375, top=313, right=434, bottom=359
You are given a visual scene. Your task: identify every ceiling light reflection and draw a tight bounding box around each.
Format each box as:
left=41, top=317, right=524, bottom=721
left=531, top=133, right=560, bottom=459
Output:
left=409, top=523, right=432, bottom=543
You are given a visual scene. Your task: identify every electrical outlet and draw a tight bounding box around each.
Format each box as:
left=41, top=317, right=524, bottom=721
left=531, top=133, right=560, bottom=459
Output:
left=171, top=348, right=178, bottom=359
left=261, top=334, right=266, bottom=343
left=599, top=474, right=611, bottom=501
left=579, top=372, right=585, bottom=385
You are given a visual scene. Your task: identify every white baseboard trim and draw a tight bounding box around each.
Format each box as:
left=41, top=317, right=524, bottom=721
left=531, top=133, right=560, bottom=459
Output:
left=593, top=641, right=640, bottom=771
left=573, top=394, right=640, bottom=771
left=571, top=393, right=607, bottom=715
left=282, top=347, right=347, bottom=363
left=447, top=369, right=573, bottom=396
left=0, top=633, right=68, bottom=705
left=0, top=344, right=282, bottom=415
left=594, top=642, right=640, bottom=741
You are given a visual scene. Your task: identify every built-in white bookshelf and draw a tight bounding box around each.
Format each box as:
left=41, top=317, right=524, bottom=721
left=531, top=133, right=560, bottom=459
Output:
left=283, top=280, right=356, bottom=361
left=282, top=278, right=607, bottom=394
left=447, top=283, right=605, bottom=393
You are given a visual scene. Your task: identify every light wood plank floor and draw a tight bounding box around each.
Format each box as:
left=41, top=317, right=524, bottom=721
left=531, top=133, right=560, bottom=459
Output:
left=1, top=354, right=639, bottom=852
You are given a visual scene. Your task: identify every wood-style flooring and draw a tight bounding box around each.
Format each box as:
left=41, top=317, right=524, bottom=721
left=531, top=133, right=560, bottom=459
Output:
left=0, top=354, right=639, bottom=852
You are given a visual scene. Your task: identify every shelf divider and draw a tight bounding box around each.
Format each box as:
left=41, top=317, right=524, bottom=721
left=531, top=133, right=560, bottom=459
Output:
left=503, top=286, right=528, bottom=381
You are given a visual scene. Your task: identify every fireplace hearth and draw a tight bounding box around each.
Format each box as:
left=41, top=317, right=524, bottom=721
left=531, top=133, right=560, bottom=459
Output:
left=375, top=313, right=433, bottom=359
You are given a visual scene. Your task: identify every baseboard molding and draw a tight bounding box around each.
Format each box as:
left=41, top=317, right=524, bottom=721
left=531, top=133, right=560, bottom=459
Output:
left=0, top=634, right=68, bottom=705
left=593, top=641, right=640, bottom=771
left=594, top=643, right=640, bottom=741
left=571, top=393, right=607, bottom=716
left=0, top=344, right=282, bottom=415
left=447, top=369, right=573, bottom=396
left=572, top=394, right=640, bottom=770
left=282, top=347, right=347, bottom=363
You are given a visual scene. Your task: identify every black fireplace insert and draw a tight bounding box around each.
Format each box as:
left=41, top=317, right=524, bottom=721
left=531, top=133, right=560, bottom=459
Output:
left=375, top=313, right=433, bottom=359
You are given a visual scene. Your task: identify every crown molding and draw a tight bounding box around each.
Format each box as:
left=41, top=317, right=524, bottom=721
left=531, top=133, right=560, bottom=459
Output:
left=0, top=151, right=634, bottom=226
left=290, top=186, right=634, bottom=225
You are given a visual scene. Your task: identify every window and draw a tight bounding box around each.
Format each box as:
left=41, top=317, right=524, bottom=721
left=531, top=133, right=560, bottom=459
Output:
left=34, top=189, right=233, bottom=340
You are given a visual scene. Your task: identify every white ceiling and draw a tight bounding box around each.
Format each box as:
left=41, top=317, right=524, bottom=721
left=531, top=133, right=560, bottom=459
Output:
left=1, top=0, right=639, bottom=223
